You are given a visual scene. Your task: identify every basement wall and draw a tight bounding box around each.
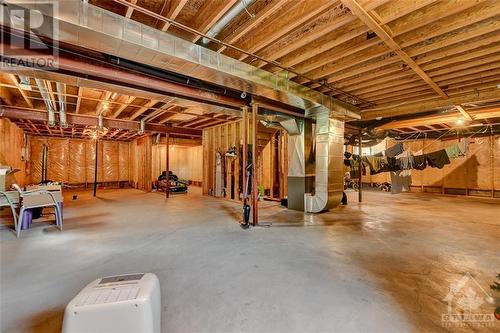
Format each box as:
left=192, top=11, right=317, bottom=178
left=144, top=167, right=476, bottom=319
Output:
left=349, top=135, right=500, bottom=197
left=151, top=145, right=203, bottom=183
left=0, top=118, right=26, bottom=186
left=28, top=137, right=131, bottom=186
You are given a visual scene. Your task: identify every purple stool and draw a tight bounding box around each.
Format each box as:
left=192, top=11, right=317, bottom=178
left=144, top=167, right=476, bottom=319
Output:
left=21, top=209, right=32, bottom=230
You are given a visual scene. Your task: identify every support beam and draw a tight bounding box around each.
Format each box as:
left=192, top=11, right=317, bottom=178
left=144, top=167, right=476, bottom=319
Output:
left=160, top=0, right=188, bottom=31
left=125, top=0, right=138, bottom=18
left=455, top=105, right=473, bottom=121
left=242, top=106, right=248, bottom=207
left=341, top=0, right=448, bottom=99
left=375, top=107, right=500, bottom=130
left=0, top=106, right=202, bottom=137
left=93, top=139, right=98, bottom=197
left=165, top=133, right=170, bottom=198
left=1, top=49, right=246, bottom=110
left=252, top=103, right=258, bottom=226
left=358, top=129, right=362, bottom=203
left=362, top=88, right=500, bottom=120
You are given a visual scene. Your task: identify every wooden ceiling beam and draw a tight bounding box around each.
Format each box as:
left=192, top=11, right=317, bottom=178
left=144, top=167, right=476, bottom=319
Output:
left=8, top=74, right=34, bottom=108
left=0, top=106, right=203, bottom=137
left=113, top=96, right=135, bottom=119
left=192, top=118, right=229, bottom=129
left=125, top=0, right=138, bottom=18
left=179, top=116, right=215, bottom=128
left=455, top=105, right=473, bottom=121
left=305, top=3, right=500, bottom=89
left=258, top=0, right=430, bottom=69
left=231, top=0, right=332, bottom=61
left=75, top=87, right=82, bottom=114
left=340, top=0, right=447, bottom=99
left=335, top=39, right=500, bottom=93
left=217, top=0, right=289, bottom=53
left=128, top=99, right=159, bottom=120
left=376, top=107, right=500, bottom=131
left=191, top=0, right=239, bottom=43
left=362, top=89, right=500, bottom=120
left=159, top=0, right=188, bottom=31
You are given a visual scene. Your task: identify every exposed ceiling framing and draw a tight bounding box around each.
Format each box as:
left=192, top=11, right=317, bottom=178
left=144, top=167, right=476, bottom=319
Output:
left=1, top=0, right=500, bottom=140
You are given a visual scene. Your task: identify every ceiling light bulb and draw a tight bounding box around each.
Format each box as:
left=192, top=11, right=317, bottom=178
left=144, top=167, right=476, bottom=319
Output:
left=456, top=119, right=464, bottom=125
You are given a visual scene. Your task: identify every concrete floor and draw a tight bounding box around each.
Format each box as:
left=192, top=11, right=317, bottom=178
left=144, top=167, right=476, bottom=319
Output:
left=1, top=188, right=499, bottom=332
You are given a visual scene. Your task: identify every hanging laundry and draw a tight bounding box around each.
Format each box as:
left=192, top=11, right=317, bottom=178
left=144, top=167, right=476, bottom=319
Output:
left=445, top=144, right=461, bottom=159
left=457, top=139, right=469, bottom=156
left=366, top=156, right=388, bottom=175
left=395, top=150, right=414, bottom=170
left=387, top=157, right=402, bottom=172
left=385, top=142, right=404, bottom=158
left=390, top=171, right=412, bottom=194
left=426, top=149, right=450, bottom=169
left=412, top=155, right=427, bottom=170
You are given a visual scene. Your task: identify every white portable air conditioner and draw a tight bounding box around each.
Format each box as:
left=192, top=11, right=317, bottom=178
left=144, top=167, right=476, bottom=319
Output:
left=62, top=273, right=161, bottom=333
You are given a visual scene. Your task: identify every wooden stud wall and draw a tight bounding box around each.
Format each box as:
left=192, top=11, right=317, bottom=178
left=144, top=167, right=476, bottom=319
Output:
left=0, top=118, right=26, bottom=186
left=202, top=120, right=288, bottom=201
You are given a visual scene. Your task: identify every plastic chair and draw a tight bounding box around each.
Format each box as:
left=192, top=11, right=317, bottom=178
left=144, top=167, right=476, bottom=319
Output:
left=12, top=184, right=62, bottom=238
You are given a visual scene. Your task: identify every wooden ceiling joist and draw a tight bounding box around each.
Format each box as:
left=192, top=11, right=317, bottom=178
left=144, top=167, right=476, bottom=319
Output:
left=125, top=0, right=138, bottom=18
left=362, top=89, right=500, bottom=120
left=340, top=0, right=448, bottom=99
left=236, top=0, right=333, bottom=61
left=0, top=106, right=202, bottom=137
left=8, top=74, right=34, bottom=108
left=376, top=106, right=500, bottom=131
left=191, top=0, right=239, bottom=43
left=159, top=0, right=188, bottom=31
left=455, top=105, right=473, bottom=121
left=216, top=0, right=289, bottom=53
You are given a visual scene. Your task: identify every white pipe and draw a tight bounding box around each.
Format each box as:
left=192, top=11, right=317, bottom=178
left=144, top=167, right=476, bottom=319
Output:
left=35, top=78, right=56, bottom=127
left=56, top=82, right=68, bottom=128
left=202, top=0, right=255, bottom=45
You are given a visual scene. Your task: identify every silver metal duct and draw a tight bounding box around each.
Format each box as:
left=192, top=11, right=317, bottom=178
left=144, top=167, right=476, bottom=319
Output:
left=304, top=112, right=345, bottom=213
left=202, top=0, right=255, bottom=45
left=34, top=78, right=56, bottom=127
left=286, top=118, right=306, bottom=211
left=1, top=0, right=359, bottom=120
left=139, top=119, right=146, bottom=135
left=97, top=113, right=104, bottom=129
left=279, top=118, right=301, bottom=135
left=55, top=82, right=68, bottom=127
